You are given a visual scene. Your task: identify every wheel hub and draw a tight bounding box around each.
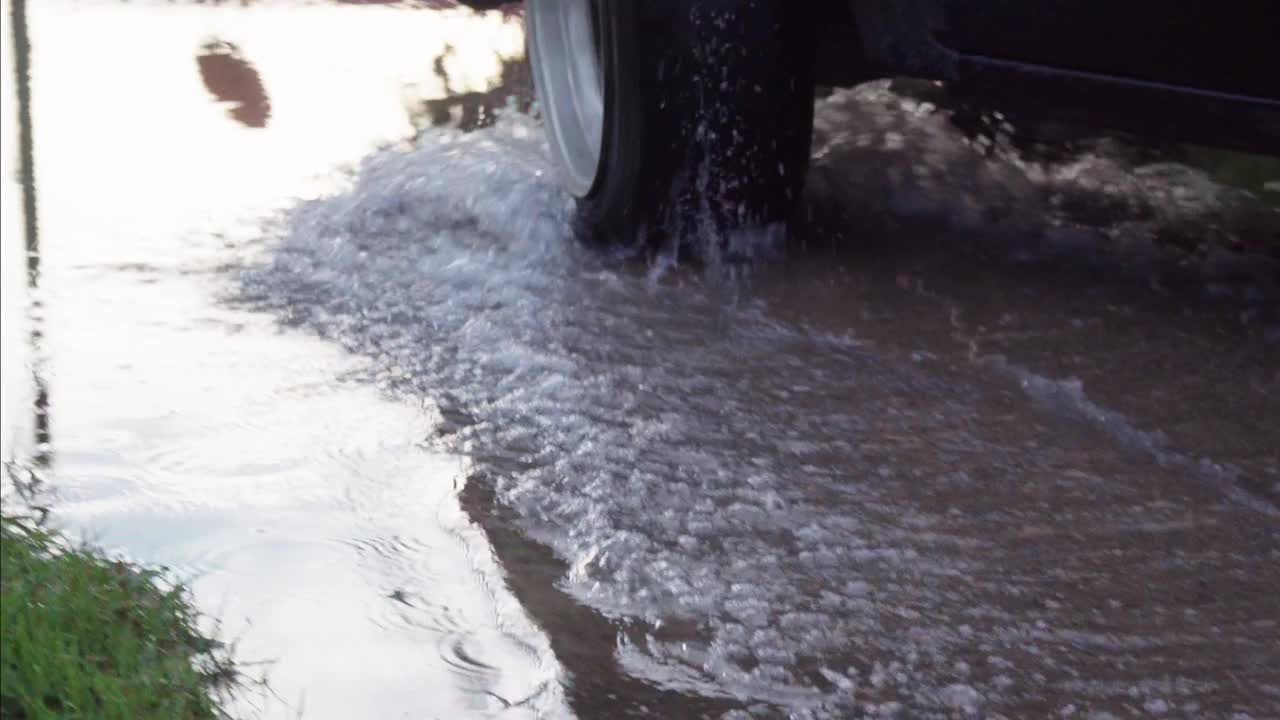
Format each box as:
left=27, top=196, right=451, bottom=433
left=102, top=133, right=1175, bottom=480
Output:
left=528, top=0, right=605, bottom=197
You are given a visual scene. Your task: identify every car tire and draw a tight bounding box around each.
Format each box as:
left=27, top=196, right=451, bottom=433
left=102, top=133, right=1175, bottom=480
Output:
left=527, top=0, right=815, bottom=251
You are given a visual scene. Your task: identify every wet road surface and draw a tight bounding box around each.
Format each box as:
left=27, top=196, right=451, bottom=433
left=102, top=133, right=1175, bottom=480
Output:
left=3, top=2, right=1278, bottom=718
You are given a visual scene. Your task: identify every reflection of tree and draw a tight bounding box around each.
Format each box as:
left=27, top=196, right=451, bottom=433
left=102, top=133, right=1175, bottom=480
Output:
left=153, top=0, right=523, bottom=13
left=8, top=0, right=53, bottom=483
left=11, top=0, right=37, bottom=285
left=417, top=46, right=531, bottom=132
left=196, top=39, right=270, bottom=128
left=429, top=0, right=522, bottom=17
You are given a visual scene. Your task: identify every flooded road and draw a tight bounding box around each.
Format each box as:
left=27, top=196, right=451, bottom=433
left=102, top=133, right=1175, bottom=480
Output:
left=3, top=2, right=1279, bottom=719
left=2, top=3, right=560, bottom=718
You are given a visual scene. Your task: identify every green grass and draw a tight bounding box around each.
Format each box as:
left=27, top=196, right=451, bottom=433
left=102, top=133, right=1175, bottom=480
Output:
left=1182, top=145, right=1280, bottom=200
left=1, top=514, right=237, bottom=719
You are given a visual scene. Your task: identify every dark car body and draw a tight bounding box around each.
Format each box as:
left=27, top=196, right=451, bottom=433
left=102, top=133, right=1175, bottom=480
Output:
left=463, top=0, right=1280, bottom=156
left=840, top=0, right=1279, bottom=154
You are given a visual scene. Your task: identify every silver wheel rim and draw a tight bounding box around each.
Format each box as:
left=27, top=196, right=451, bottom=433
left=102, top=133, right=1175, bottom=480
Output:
left=528, top=0, right=604, bottom=197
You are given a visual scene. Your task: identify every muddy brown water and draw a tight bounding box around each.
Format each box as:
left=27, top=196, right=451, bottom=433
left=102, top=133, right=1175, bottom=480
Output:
left=2, top=2, right=1277, bottom=718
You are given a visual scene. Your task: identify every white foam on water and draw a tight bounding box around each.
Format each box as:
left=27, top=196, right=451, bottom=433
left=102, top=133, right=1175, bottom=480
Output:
left=242, top=100, right=1279, bottom=717
left=242, top=112, right=1008, bottom=715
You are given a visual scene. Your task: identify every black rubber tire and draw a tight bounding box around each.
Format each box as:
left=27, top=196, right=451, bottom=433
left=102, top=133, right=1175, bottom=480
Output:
left=550, top=1, right=816, bottom=250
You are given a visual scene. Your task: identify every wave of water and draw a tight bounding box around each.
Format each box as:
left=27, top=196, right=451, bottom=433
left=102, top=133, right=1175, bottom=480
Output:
left=240, top=103, right=1280, bottom=718
left=239, top=112, right=1005, bottom=715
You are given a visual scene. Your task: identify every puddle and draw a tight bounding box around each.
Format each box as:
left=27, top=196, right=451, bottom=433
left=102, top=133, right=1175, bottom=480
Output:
left=4, top=1, right=1277, bottom=718
left=2, top=2, right=564, bottom=718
